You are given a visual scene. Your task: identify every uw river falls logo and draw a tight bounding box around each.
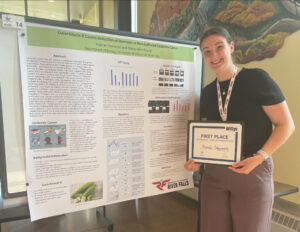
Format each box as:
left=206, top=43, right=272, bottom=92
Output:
left=152, top=179, right=170, bottom=191
left=152, top=179, right=189, bottom=191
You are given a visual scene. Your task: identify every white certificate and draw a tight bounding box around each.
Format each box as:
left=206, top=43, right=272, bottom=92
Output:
left=187, top=121, right=243, bottom=165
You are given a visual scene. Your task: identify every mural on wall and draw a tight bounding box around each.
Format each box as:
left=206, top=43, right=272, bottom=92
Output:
left=149, top=0, right=201, bottom=38
left=148, top=0, right=300, bottom=64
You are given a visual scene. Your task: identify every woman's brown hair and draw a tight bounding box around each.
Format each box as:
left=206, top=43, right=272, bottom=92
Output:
left=200, top=27, right=233, bottom=48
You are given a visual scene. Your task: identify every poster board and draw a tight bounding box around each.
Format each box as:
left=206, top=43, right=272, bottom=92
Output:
left=1, top=16, right=203, bottom=220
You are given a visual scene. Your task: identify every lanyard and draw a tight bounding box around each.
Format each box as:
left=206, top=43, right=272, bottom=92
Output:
left=216, top=66, right=237, bottom=121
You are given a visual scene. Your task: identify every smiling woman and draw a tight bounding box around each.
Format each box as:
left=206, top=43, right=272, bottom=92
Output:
left=200, top=31, right=235, bottom=82
left=184, top=26, right=295, bottom=232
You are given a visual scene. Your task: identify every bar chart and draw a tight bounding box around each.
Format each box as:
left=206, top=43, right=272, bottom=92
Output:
left=173, top=101, right=190, bottom=112
left=110, top=68, right=139, bottom=87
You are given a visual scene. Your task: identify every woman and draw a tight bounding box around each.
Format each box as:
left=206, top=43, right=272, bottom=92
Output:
left=184, top=27, right=295, bottom=232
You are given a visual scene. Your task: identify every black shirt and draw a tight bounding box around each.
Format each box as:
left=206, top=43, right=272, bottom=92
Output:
left=200, top=68, right=285, bottom=157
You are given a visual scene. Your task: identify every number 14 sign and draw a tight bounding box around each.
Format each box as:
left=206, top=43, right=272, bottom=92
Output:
left=2, top=14, right=25, bottom=29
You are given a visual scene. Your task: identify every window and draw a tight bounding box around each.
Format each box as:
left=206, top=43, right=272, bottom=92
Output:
left=70, top=0, right=100, bottom=27
left=0, top=1, right=25, bottom=15
left=28, top=0, right=68, bottom=21
left=0, top=0, right=130, bottom=31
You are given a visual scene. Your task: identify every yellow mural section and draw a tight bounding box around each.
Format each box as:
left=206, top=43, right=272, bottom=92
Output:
left=137, top=0, right=156, bottom=34
left=216, top=0, right=275, bottom=28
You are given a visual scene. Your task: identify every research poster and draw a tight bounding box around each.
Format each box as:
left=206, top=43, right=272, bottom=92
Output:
left=18, top=22, right=198, bottom=221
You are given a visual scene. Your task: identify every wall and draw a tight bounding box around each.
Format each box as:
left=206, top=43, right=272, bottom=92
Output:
left=245, top=31, right=300, bottom=204
left=204, top=30, right=300, bottom=204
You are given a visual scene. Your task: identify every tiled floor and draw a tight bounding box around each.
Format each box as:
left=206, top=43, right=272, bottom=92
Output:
left=1, top=192, right=198, bottom=232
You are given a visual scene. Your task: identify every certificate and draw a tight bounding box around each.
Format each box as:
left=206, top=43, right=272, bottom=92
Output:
left=187, top=121, right=243, bottom=165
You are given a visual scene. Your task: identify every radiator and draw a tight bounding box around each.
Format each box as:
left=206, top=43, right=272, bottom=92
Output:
left=271, top=198, right=300, bottom=232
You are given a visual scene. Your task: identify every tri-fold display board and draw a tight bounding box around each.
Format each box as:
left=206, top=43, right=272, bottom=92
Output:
left=0, top=16, right=203, bottom=221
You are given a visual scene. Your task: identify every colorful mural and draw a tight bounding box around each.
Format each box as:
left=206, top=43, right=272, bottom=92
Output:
left=148, top=0, right=300, bottom=64
left=149, top=0, right=201, bottom=38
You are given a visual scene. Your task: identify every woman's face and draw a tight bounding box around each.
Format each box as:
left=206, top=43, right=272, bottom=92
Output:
left=200, top=34, right=234, bottom=73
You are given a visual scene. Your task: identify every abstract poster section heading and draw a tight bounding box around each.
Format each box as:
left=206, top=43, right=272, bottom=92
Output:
left=18, top=22, right=197, bottom=221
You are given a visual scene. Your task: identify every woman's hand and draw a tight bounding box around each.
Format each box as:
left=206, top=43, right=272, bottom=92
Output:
left=228, top=155, right=264, bottom=174
left=184, top=159, right=201, bottom=172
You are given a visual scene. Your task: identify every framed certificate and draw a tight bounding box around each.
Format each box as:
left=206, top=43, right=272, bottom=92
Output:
left=187, top=121, right=243, bottom=165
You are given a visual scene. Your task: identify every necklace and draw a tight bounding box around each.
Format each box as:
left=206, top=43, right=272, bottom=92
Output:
left=220, top=81, right=230, bottom=96
left=216, top=66, right=238, bottom=121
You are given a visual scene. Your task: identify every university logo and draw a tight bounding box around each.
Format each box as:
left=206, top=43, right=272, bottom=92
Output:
left=152, top=179, right=170, bottom=191
left=167, top=179, right=189, bottom=189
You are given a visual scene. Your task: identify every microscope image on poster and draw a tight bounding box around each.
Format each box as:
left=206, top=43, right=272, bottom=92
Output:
left=148, top=100, right=170, bottom=113
left=29, top=124, right=66, bottom=149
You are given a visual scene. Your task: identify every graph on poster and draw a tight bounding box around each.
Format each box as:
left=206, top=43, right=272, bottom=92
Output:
left=173, top=101, right=190, bottom=112
left=110, top=67, right=139, bottom=87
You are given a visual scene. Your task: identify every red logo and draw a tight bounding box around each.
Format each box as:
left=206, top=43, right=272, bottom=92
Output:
left=152, top=179, right=170, bottom=191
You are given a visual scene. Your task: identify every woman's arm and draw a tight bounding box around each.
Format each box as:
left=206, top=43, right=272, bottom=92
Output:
left=260, top=101, right=295, bottom=154
left=229, top=101, right=295, bottom=174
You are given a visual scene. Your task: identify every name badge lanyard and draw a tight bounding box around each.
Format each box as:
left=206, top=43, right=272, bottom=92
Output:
left=216, top=66, right=237, bottom=121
